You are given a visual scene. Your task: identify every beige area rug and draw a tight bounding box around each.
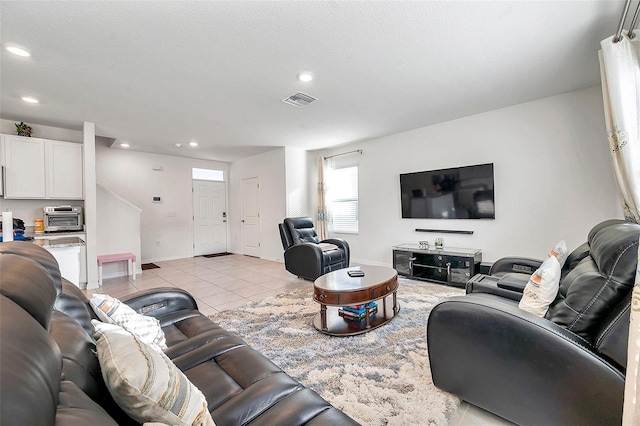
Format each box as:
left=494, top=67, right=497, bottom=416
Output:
left=210, top=277, right=464, bottom=426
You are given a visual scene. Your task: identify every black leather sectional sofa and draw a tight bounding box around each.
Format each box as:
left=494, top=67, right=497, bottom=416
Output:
left=0, top=242, right=359, bottom=425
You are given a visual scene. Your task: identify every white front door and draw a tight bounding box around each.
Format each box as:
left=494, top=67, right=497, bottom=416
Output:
left=193, top=180, right=227, bottom=256
left=242, top=177, right=260, bottom=257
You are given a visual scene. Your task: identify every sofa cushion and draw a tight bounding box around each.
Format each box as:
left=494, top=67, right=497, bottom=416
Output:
left=55, top=279, right=100, bottom=336
left=0, top=241, right=63, bottom=294
left=91, top=293, right=167, bottom=352
left=285, top=217, right=320, bottom=244
left=0, top=253, right=58, bottom=329
left=92, top=321, right=214, bottom=426
left=54, top=381, right=118, bottom=426
left=0, top=296, right=61, bottom=426
left=518, top=256, right=561, bottom=317
left=50, top=311, right=104, bottom=400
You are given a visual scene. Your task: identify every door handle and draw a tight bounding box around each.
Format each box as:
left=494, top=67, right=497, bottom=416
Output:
left=223, top=220, right=227, bottom=223
left=241, top=220, right=245, bottom=223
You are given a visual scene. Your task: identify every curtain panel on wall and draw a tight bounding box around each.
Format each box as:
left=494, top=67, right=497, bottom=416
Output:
left=599, top=30, right=640, bottom=425
left=316, top=156, right=331, bottom=240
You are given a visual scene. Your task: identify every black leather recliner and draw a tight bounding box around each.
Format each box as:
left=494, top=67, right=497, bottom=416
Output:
left=427, top=220, right=640, bottom=426
left=279, top=217, right=350, bottom=281
left=466, top=219, right=627, bottom=301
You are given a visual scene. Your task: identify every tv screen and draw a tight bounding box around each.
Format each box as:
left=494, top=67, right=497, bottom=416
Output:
left=400, top=163, right=495, bottom=219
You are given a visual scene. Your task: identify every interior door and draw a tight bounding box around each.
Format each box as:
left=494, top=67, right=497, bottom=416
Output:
left=242, top=177, right=260, bottom=257
left=193, top=180, right=227, bottom=256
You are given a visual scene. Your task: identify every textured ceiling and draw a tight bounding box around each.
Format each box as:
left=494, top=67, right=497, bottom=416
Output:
left=0, top=1, right=623, bottom=162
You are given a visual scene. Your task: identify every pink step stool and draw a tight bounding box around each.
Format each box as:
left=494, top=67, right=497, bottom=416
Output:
left=97, top=253, right=136, bottom=286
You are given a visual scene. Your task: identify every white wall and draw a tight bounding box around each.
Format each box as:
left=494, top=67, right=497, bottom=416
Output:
left=285, top=146, right=309, bottom=217
left=229, top=148, right=286, bottom=262
left=313, top=86, right=622, bottom=265
left=96, top=185, right=142, bottom=279
left=95, top=146, right=229, bottom=263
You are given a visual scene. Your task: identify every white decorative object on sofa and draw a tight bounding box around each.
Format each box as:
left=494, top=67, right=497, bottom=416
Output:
left=549, top=240, right=568, bottom=268
left=518, top=256, right=561, bottom=317
left=90, top=293, right=167, bottom=352
left=92, top=321, right=215, bottom=426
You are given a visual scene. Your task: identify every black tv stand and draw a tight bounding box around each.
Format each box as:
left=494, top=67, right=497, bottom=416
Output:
left=392, top=244, right=482, bottom=288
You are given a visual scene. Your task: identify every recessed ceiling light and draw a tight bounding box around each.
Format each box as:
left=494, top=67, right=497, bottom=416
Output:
left=189, top=142, right=198, bottom=147
left=21, top=96, right=39, bottom=104
left=120, top=143, right=130, bottom=148
left=7, top=46, right=30, bottom=57
left=297, top=72, right=313, bottom=82
left=175, top=143, right=182, bottom=147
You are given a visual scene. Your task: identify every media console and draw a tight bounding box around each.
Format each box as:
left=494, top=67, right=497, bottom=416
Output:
left=392, top=244, right=482, bottom=288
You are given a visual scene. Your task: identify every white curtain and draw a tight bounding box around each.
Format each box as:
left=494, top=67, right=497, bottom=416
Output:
left=316, top=156, right=331, bottom=240
left=599, top=30, right=640, bottom=425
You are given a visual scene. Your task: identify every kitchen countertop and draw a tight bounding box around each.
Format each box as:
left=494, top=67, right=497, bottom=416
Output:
left=24, top=227, right=86, bottom=239
left=33, top=237, right=85, bottom=249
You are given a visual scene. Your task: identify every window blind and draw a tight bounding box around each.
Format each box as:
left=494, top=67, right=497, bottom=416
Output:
left=328, top=166, right=359, bottom=233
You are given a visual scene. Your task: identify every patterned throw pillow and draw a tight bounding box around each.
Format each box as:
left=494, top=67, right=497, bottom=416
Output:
left=92, top=321, right=215, bottom=426
left=90, top=294, right=167, bottom=352
left=518, top=256, right=561, bottom=317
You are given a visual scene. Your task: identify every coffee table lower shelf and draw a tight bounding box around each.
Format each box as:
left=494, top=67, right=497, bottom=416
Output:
left=312, top=297, right=400, bottom=336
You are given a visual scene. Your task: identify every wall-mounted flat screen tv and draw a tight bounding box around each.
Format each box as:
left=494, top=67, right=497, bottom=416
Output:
left=400, top=163, right=495, bottom=219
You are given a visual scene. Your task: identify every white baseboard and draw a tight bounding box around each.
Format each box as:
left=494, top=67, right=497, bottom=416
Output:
left=351, top=258, right=391, bottom=267
left=101, top=269, right=143, bottom=280
left=142, top=255, right=192, bottom=263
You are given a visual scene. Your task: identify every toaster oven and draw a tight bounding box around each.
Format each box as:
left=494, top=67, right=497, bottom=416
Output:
left=43, top=206, right=83, bottom=232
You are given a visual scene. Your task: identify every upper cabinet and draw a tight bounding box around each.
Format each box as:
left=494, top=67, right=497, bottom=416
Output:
left=46, top=140, right=84, bottom=199
left=2, top=134, right=83, bottom=200
left=4, top=135, right=47, bottom=198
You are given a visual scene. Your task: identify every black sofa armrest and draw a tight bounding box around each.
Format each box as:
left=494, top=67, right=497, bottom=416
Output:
left=322, top=238, right=350, bottom=264
left=495, top=273, right=529, bottom=292
left=120, top=287, right=198, bottom=318
left=427, top=293, right=624, bottom=426
left=283, top=243, right=323, bottom=280
left=488, top=256, right=542, bottom=276
left=465, top=273, right=525, bottom=301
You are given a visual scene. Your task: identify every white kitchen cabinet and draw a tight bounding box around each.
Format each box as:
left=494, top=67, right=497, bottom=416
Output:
left=35, top=233, right=87, bottom=287
left=46, top=140, right=83, bottom=199
left=1, top=134, right=83, bottom=199
left=45, top=246, right=81, bottom=287
left=3, top=135, right=46, bottom=198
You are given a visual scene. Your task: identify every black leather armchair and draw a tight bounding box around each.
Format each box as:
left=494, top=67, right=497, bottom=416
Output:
left=427, top=220, right=639, bottom=426
left=279, top=217, right=350, bottom=281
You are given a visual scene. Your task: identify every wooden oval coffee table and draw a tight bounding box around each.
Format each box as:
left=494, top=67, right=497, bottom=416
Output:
left=313, top=265, right=400, bottom=336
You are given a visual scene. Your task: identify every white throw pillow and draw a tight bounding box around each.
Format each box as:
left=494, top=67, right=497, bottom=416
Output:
left=548, top=240, right=568, bottom=268
left=90, top=293, right=167, bottom=352
left=518, top=256, right=561, bottom=317
left=92, top=321, right=215, bottom=426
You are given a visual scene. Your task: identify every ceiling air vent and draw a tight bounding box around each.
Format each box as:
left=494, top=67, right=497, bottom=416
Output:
left=282, top=92, right=317, bottom=108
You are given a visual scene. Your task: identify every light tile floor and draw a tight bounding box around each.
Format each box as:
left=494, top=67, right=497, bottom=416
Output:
left=84, top=254, right=307, bottom=316
left=84, top=254, right=512, bottom=426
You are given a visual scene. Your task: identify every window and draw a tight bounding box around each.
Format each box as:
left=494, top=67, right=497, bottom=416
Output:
left=192, top=168, right=224, bottom=181
left=327, top=165, right=359, bottom=233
